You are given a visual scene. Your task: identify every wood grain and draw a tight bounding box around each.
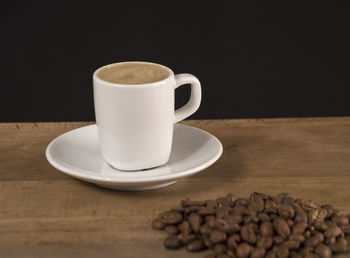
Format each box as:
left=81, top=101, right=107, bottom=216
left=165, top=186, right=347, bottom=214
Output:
left=0, top=118, right=350, bottom=257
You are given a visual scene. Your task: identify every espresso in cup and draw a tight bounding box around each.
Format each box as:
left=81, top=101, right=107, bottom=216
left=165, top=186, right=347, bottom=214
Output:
left=93, top=61, right=201, bottom=171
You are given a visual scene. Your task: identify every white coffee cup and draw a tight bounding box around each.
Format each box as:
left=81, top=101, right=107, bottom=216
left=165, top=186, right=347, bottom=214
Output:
left=93, top=61, right=201, bottom=171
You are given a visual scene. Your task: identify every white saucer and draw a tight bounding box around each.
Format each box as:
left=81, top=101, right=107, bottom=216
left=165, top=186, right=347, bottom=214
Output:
left=46, top=124, right=223, bottom=191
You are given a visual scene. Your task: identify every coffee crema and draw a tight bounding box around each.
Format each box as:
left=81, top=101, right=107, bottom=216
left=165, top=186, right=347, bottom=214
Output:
left=97, top=62, right=170, bottom=85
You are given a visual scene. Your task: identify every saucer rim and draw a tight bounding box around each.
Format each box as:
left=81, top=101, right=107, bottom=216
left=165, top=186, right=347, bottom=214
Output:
left=46, top=124, right=223, bottom=184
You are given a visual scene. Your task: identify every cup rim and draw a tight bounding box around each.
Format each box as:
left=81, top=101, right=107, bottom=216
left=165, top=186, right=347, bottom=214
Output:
left=93, top=61, right=175, bottom=87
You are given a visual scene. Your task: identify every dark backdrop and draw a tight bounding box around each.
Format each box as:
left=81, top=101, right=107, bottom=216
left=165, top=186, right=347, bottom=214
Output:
left=2, top=1, right=350, bottom=122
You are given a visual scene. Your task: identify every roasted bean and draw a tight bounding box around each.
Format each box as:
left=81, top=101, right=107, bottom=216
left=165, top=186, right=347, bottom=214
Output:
left=164, top=235, right=181, bottom=249
left=186, top=239, right=206, bottom=252
left=236, top=243, right=251, bottom=258
left=260, top=221, right=274, bottom=237
left=315, top=243, right=332, bottom=258
left=164, top=225, right=178, bottom=235
left=152, top=219, right=165, bottom=230
left=273, top=217, right=291, bottom=238
left=158, top=211, right=183, bottom=225
left=210, top=230, right=227, bottom=244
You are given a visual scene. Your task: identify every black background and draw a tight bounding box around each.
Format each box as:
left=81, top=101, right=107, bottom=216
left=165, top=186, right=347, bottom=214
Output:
left=2, top=1, right=350, bottom=122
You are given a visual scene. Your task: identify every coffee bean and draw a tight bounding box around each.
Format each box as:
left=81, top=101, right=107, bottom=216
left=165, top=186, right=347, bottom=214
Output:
left=260, top=221, right=274, bottom=237
left=180, top=234, right=196, bottom=245
left=227, top=234, right=238, bottom=250
left=275, top=246, right=289, bottom=258
left=304, top=200, right=319, bottom=209
left=315, top=244, right=332, bottom=258
left=164, top=235, right=181, bottom=249
left=314, top=232, right=324, bottom=242
left=273, top=217, right=291, bottom=238
left=281, top=239, right=300, bottom=250
left=250, top=247, right=265, bottom=258
left=225, top=193, right=236, bottom=207
left=214, top=243, right=227, bottom=254
left=250, top=194, right=264, bottom=213
left=199, top=207, right=216, bottom=216
left=200, top=224, right=212, bottom=236
left=258, top=212, right=270, bottom=222
left=330, top=237, right=347, bottom=253
left=188, top=213, right=202, bottom=232
left=164, top=225, right=178, bottom=235
left=152, top=219, right=165, bottom=230
left=294, top=210, right=307, bottom=223
left=178, top=221, right=192, bottom=234
left=186, top=239, right=206, bottom=252
left=223, top=223, right=241, bottom=235
left=240, top=224, right=256, bottom=244
left=158, top=211, right=183, bottom=225
left=210, top=230, right=227, bottom=244
left=278, top=204, right=294, bottom=219
left=236, top=243, right=251, bottom=258
left=180, top=198, right=206, bottom=207
left=324, top=224, right=342, bottom=238
left=332, top=214, right=349, bottom=226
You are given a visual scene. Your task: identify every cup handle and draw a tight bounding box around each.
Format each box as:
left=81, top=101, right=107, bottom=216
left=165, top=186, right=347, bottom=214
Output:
left=174, top=73, right=202, bottom=123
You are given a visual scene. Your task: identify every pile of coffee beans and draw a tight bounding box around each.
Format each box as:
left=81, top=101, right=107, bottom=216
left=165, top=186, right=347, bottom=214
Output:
left=152, top=192, right=350, bottom=257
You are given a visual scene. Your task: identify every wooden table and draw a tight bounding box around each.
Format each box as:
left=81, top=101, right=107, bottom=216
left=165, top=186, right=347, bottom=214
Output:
left=1, top=118, right=350, bottom=258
